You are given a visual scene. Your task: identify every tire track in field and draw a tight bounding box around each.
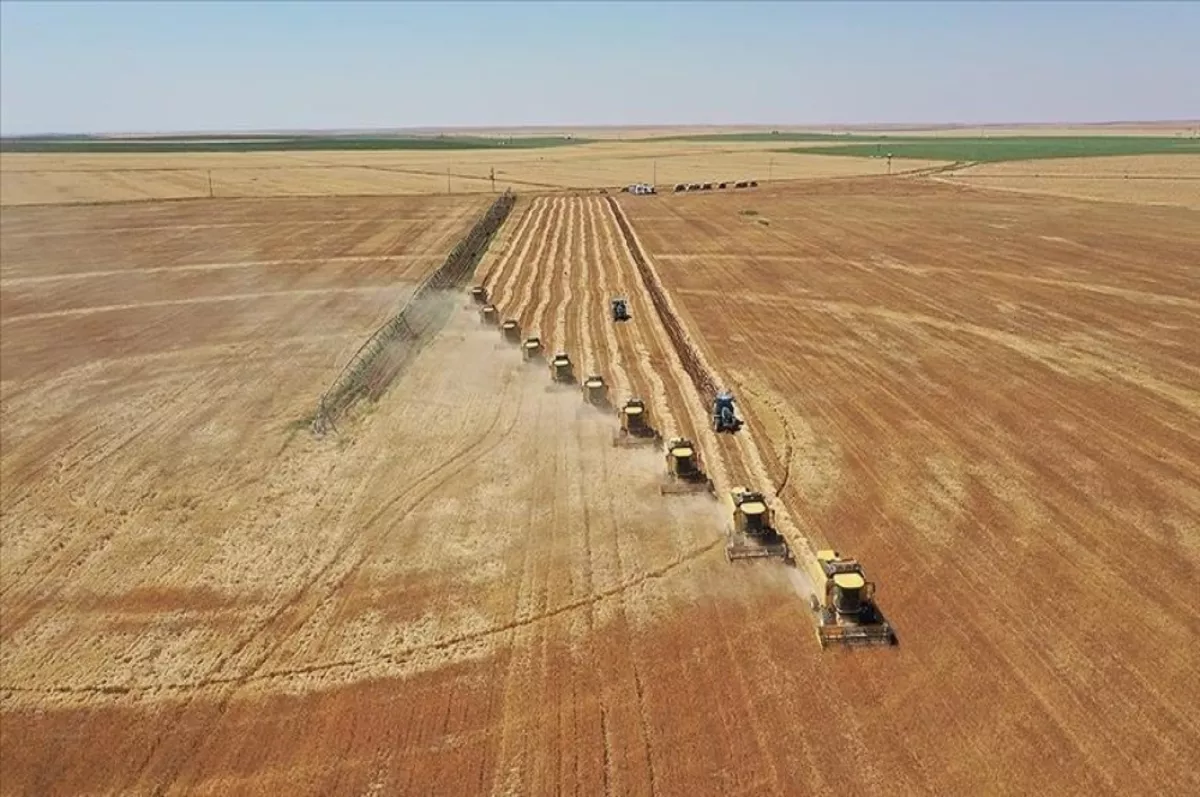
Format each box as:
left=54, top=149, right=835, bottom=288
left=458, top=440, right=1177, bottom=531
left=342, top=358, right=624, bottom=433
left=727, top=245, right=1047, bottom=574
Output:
left=151, top=347, right=531, bottom=794
left=0, top=368, right=215, bottom=604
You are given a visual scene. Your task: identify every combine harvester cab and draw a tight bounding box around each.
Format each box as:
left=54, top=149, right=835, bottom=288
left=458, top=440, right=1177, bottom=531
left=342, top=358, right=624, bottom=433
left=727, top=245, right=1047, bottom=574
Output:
left=522, top=337, right=544, bottom=363
left=468, top=285, right=489, bottom=306
left=660, top=438, right=715, bottom=496
left=548, top=352, right=575, bottom=388
left=479, top=304, right=499, bottom=326
left=725, top=488, right=792, bottom=563
left=712, top=391, right=743, bottom=433
left=582, top=375, right=610, bottom=409
left=810, top=551, right=897, bottom=648
left=500, top=319, right=521, bottom=344
left=612, top=398, right=663, bottom=448
left=611, top=297, right=631, bottom=322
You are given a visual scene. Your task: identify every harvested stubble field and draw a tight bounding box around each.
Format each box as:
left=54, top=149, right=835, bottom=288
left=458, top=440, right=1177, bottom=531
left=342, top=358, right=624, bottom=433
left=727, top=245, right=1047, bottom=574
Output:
left=0, top=141, right=944, bottom=206
left=942, top=153, right=1200, bottom=209
left=2, top=172, right=1199, bottom=796
left=620, top=177, right=1200, bottom=793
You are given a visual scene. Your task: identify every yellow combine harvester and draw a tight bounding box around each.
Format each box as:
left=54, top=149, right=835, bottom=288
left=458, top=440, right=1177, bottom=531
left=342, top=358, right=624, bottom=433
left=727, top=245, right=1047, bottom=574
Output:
left=501, top=319, right=521, bottom=344
left=660, top=438, right=715, bottom=496
left=725, top=488, right=792, bottom=563
left=549, top=352, right=575, bottom=385
left=479, top=304, right=499, bottom=325
left=809, top=551, right=897, bottom=648
left=582, top=375, right=609, bottom=408
left=612, top=398, right=662, bottom=448
left=469, top=285, right=488, bottom=305
left=522, top=336, right=544, bottom=362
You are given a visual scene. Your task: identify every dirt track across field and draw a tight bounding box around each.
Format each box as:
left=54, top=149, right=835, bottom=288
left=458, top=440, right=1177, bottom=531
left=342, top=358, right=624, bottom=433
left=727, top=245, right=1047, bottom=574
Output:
left=2, top=180, right=1199, bottom=795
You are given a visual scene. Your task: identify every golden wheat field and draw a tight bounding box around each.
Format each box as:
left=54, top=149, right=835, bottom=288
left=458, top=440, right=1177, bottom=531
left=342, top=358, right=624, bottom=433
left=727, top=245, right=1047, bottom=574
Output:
left=942, top=154, right=1200, bottom=208
left=0, top=142, right=947, bottom=206
left=2, top=126, right=1199, bottom=795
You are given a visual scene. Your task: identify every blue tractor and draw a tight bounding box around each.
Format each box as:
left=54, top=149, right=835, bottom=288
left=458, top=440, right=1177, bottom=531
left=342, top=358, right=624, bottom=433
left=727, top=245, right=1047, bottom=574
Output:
left=611, top=297, right=631, bottom=322
left=712, top=391, right=742, bottom=433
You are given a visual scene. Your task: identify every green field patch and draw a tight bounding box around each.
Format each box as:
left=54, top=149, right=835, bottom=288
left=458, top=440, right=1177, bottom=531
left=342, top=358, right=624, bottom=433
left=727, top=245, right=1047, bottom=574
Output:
left=0, top=135, right=591, bottom=154
left=786, top=136, right=1200, bottom=163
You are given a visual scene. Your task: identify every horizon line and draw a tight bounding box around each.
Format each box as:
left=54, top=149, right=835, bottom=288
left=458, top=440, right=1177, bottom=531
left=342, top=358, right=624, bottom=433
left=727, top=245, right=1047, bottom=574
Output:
left=4, top=119, right=1199, bottom=140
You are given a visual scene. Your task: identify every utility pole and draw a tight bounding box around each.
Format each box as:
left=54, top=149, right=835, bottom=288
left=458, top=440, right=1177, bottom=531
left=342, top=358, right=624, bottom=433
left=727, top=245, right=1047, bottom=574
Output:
left=207, top=170, right=214, bottom=199
left=490, top=167, right=496, bottom=193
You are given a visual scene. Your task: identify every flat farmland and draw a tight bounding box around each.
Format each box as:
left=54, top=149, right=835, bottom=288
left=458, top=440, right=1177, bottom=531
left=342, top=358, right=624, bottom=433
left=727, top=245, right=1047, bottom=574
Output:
left=944, top=154, right=1200, bottom=208
left=3, top=179, right=1198, bottom=796
left=1, top=192, right=815, bottom=796
left=620, top=178, right=1200, bottom=793
left=0, top=142, right=946, bottom=206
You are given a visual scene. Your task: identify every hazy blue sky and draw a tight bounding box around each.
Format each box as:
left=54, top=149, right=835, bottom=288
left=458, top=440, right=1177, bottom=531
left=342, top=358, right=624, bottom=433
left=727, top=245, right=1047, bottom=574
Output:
left=1, top=0, right=1196, bottom=135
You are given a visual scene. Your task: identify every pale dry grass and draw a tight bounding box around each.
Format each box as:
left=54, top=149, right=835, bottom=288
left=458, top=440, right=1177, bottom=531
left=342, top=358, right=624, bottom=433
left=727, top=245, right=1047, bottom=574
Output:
left=945, top=154, right=1200, bottom=208
left=0, top=142, right=947, bottom=205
